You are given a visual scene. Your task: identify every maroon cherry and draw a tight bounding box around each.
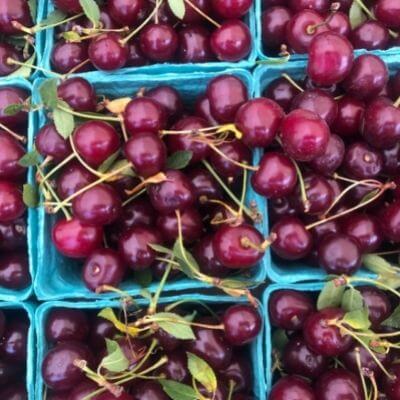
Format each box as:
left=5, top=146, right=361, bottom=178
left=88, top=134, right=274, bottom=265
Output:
left=0, top=181, right=24, bottom=222
left=0, top=132, right=25, bottom=179
left=131, top=381, right=167, bottom=400
left=332, top=96, right=364, bottom=137
left=0, top=86, right=28, bottom=128
left=0, top=384, right=27, bottom=400
left=36, top=124, right=71, bottom=162
left=288, top=0, right=329, bottom=12
left=351, top=20, right=389, bottom=50
left=178, top=26, right=214, bottom=63
left=0, top=42, right=21, bottom=76
left=57, top=77, right=97, bottom=112
left=263, top=77, right=299, bottom=112
left=220, top=355, right=251, bottom=393
left=269, top=376, right=316, bottom=400
left=0, top=317, right=28, bottom=363
left=383, top=364, right=400, bottom=400
left=383, top=143, right=400, bottom=175
left=0, top=218, right=26, bottom=251
left=375, top=0, right=400, bottom=30
left=175, top=0, right=210, bottom=23
left=0, top=253, right=30, bottom=289
left=195, top=95, right=218, bottom=125
left=107, top=0, right=144, bottom=25
left=89, top=316, right=117, bottom=350
left=358, top=286, right=392, bottom=328
left=187, top=168, right=223, bottom=204
left=154, top=327, right=180, bottom=352
left=212, top=0, right=251, bottom=18
left=68, top=381, right=98, bottom=400
left=54, top=0, right=82, bottom=14
left=146, top=86, right=183, bottom=120
left=380, top=201, right=400, bottom=243
left=159, top=350, right=189, bottom=383
left=52, top=218, right=103, bottom=259
left=262, top=6, right=292, bottom=51
left=0, top=0, right=33, bottom=34
left=269, top=197, right=297, bottom=222
left=326, top=11, right=351, bottom=37
left=126, top=40, right=148, bottom=67
left=51, top=41, right=90, bottom=74
left=98, top=391, right=134, bottom=400
left=310, top=134, right=345, bottom=176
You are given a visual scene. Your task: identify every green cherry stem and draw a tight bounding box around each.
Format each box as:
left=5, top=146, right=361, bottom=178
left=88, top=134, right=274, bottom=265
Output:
left=7, top=58, right=62, bottom=78
left=238, top=167, right=247, bottom=219
left=354, top=348, right=369, bottom=400
left=57, top=104, right=120, bottom=122
left=122, top=188, right=147, bottom=207
left=291, top=158, right=310, bottom=212
left=148, top=261, right=172, bottom=315
left=39, top=152, right=75, bottom=186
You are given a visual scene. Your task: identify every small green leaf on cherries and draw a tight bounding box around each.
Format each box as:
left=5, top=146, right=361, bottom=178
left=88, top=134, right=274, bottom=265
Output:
left=39, top=78, right=58, bottom=110
left=167, top=0, right=186, bottom=20
left=23, top=183, right=39, bottom=207
left=341, top=286, right=364, bottom=312
left=159, top=380, right=198, bottom=400
left=317, top=280, right=346, bottom=310
left=19, top=149, right=41, bottom=167
left=152, top=312, right=196, bottom=340
left=381, top=304, right=400, bottom=329
left=79, top=0, right=101, bottom=27
left=166, top=150, right=193, bottom=170
left=100, top=339, right=129, bottom=373
left=53, top=100, right=75, bottom=139
left=341, top=308, right=371, bottom=331
left=187, top=352, right=218, bottom=394
left=3, top=103, right=25, bottom=116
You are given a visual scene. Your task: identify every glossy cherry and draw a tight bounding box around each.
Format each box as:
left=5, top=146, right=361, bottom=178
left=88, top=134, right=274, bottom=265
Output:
left=310, top=134, right=345, bottom=176
left=0, top=132, right=26, bottom=179
left=188, top=168, right=222, bottom=204
left=0, top=86, right=28, bottom=128
left=36, top=124, right=71, bottom=162
left=212, top=0, right=251, bottom=18
left=159, top=350, right=189, bottom=383
left=0, top=317, right=28, bottom=363
left=0, top=253, right=30, bottom=289
left=332, top=96, right=364, bottom=137
left=57, top=77, right=97, bottom=112
left=351, top=20, right=389, bottom=50
left=269, top=375, right=316, bottom=400
left=146, top=85, right=183, bottom=120
left=89, top=316, right=117, bottom=350
left=51, top=41, right=90, bottom=74
left=0, top=0, right=33, bottom=34
left=0, top=181, right=24, bottom=222
left=107, top=0, right=144, bottom=25
left=54, top=0, right=82, bottom=14
left=326, top=11, right=351, bottom=37
left=262, top=6, right=292, bottom=51
left=375, top=0, right=400, bottom=30
left=263, top=77, right=300, bottom=112
left=195, top=95, right=219, bottom=125
left=131, top=381, right=167, bottom=400
left=0, top=42, right=21, bottom=76
left=358, top=286, right=392, bottom=328
left=380, top=201, right=400, bottom=242
left=0, top=218, right=26, bottom=251
left=178, top=26, right=214, bottom=63
left=126, top=40, right=148, bottom=67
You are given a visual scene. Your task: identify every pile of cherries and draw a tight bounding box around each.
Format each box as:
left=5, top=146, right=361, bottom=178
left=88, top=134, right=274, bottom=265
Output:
left=0, top=85, right=31, bottom=291
left=34, top=73, right=266, bottom=293
left=46, top=0, right=253, bottom=74
left=268, top=284, right=400, bottom=399
left=42, top=301, right=261, bottom=399
left=0, top=308, right=29, bottom=399
left=262, top=0, right=400, bottom=56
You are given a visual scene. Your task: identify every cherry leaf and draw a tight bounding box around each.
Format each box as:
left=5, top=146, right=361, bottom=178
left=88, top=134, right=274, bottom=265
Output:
left=19, top=149, right=41, bottom=167
left=317, top=280, right=345, bottom=310
left=271, top=329, right=289, bottom=353
left=362, top=254, right=398, bottom=276
left=166, top=150, right=193, bottom=170
left=172, top=239, right=199, bottom=278
left=187, top=352, right=217, bottom=393
left=39, top=10, right=67, bottom=27
left=153, top=312, right=196, bottom=340
left=28, top=0, right=37, bottom=20
left=101, top=339, right=129, bottom=373
left=97, top=150, right=120, bottom=173
left=160, top=380, right=197, bottom=400
left=4, top=104, right=24, bottom=116
left=39, top=78, right=58, bottom=109
left=349, top=1, right=367, bottom=29
left=53, top=101, right=75, bottom=139
left=341, top=287, right=364, bottom=312
left=342, top=307, right=371, bottom=330
left=382, top=304, right=400, bottom=329
left=167, top=0, right=186, bottom=19
left=133, top=269, right=153, bottom=288
left=23, top=183, right=38, bottom=208
left=9, top=53, right=35, bottom=79
left=79, top=0, right=101, bottom=27
left=98, top=308, right=141, bottom=337
left=62, top=31, right=81, bottom=42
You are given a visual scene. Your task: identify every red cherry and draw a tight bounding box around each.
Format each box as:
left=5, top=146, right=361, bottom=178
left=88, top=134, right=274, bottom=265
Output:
left=0, top=86, right=28, bottom=128
left=57, top=77, right=97, bottom=112
left=0, top=181, right=24, bottom=222
left=263, top=77, right=299, bottom=112
left=262, top=6, right=292, bottom=51
left=350, top=20, right=389, bottom=50
left=270, top=376, right=316, bottom=400
left=36, top=124, right=71, bottom=162
left=212, top=0, right=252, bottom=18
left=54, top=0, right=82, bottom=14
left=332, top=96, right=364, bottom=137
left=380, top=201, right=400, bottom=243
left=107, top=0, right=144, bottom=25
left=179, top=26, right=214, bottom=63
left=51, top=41, right=90, bottom=74
left=375, top=0, right=400, bottom=30
left=0, top=0, right=33, bottom=34
left=326, top=11, right=351, bottom=37
left=288, top=0, right=330, bottom=12
left=146, top=85, right=183, bottom=121
left=310, top=134, right=345, bottom=176
left=0, top=132, right=25, bottom=179
left=0, top=43, right=22, bottom=76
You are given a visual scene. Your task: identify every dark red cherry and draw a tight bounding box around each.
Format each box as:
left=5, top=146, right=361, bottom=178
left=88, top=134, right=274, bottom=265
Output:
left=51, top=41, right=90, bottom=74
left=223, top=304, right=261, bottom=345
left=88, top=33, right=128, bottom=71
left=308, top=32, right=354, bottom=86
left=187, top=168, right=223, bottom=204
left=159, top=351, right=189, bottom=383
left=206, top=75, right=248, bottom=123
left=147, top=169, right=195, bottom=214
left=342, top=54, right=389, bottom=100
left=314, top=369, right=363, bottom=400
left=54, top=0, right=82, bottom=13
left=310, top=134, right=345, bottom=176
left=46, top=308, right=89, bottom=343
left=0, top=218, right=26, bottom=251
left=89, top=316, right=117, bottom=350
left=251, top=152, right=297, bottom=199
left=0, top=317, right=28, bottom=363
left=375, top=0, right=400, bottom=30
left=0, top=253, right=30, bottom=289
left=235, top=98, right=284, bottom=148
left=0, top=132, right=26, bottom=179
left=0, top=87, right=28, bottom=128
left=107, top=0, right=144, bottom=25
left=131, top=381, right=167, bottom=400
left=97, top=391, right=134, bottom=400
left=0, top=358, right=22, bottom=386
left=126, top=40, right=148, bottom=67
left=146, top=86, right=183, bottom=121
left=262, top=6, right=292, bottom=51
left=382, top=143, right=400, bottom=175
left=210, top=20, right=251, bottom=62
left=212, top=0, right=251, bottom=18
left=178, top=26, right=214, bottom=63
left=326, top=11, right=351, bottom=37
left=125, top=131, right=167, bottom=178
left=0, top=384, right=27, bottom=400
left=383, top=364, right=400, bottom=400
left=42, top=341, right=94, bottom=391
left=57, top=77, right=97, bottom=112
left=195, top=95, right=219, bottom=125
left=0, top=42, right=22, bottom=76
left=139, top=23, right=178, bottom=62
left=82, top=248, right=126, bottom=291
left=220, top=355, right=251, bottom=393
left=36, top=124, right=71, bottom=162
left=213, top=224, right=264, bottom=269
left=176, top=0, right=210, bottom=23
left=332, top=96, right=364, bottom=137
left=280, top=109, right=330, bottom=162
left=358, top=286, right=392, bottom=328
left=269, top=376, right=316, bottom=400
left=380, top=201, right=400, bottom=242
left=73, top=121, right=120, bottom=168
left=263, top=77, right=300, bottom=112
left=269, top=197, right=297, bottom=222
left=118, top=226, right=162, bottom=270
left=0, top=181, right=25, bottom=222
left=350, top=20, right=389, bottom=50
left=289, top=0, right=329, bottom=12
left=0, top=0, right=33, bottom=34
left=124, top=97, right=167, bottom=135
left=271, top=216, right=313, bottom=260
left=154, top=326, right=180, bottom=352
left=52, top=218, right=103, bottom=259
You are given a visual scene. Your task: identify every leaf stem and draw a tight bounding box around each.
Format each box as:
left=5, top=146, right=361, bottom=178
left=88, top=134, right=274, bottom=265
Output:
left=184, top=0, right=221, bottom=27
left=58, top=104, right=120, bottom=122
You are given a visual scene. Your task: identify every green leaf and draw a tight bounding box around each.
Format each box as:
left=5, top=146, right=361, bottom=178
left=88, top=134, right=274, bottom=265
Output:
left=218, top=278, right=258, bottom=289
left=23, top=183, right=38, bottom=208
left=107, top=159, right=136, bottom=178
left=362, top=254, right=397, bottom=276
left=382, top=304, right=400, bottom=329
left=153, top=312, right=196, bottom=340
left=101, top=339, right=129, bottom=373
left=28, top=0, right=37, bottom=20
left=40, top=79, right=58, bottom=109
left=359, top=188, right=379, bottom=206
left=172, top=239, right=199, bottom=279
left=167, top=0, right=186, bottom=19
left=97, top=150, right=120, bottom=173
left=79, top=0, right=101, bottom=27
left=349, top=0, right=367, bottom=29
left=139, top=288, right=153, bottom=301
left=342, top=308, right=371, bottom=331
left=19, top=149, right=41, bottom=167
left=166, top=150, right=193, bottom=170
left=341, top=287, right=364, bottom=312
left=98, top=308, right=140, bottom=337
left=9, top=53, right=35, bottom=79
left=133, top=269, right=152, bottom=288
left=39, top=9, right=67, bottom=27
left=317, top=280, right=346, bottom=310
left=187, top=352, right=217, bottom=393
left=3, top=104, right=24, bottom=116
left=271, top=329, right=289, bottom=353
left=62, top=31, right=81, bottom=42
left=160, top=380, right=197, bottom=400
left=148, top=243, right=173, bottom=255
left=53, top=101, right=75, bottom=139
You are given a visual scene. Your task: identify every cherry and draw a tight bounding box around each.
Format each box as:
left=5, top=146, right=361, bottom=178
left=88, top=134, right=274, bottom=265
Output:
left=107, top=0, right=144, bottom=25
left=139, top=23, right=178, bottom=62
left=54, top=0, right=82, bottom=14
left=88, top=33, right=128, bottom=71
left=375, top=0, right=400, bottom=30
left=0, top=253, right=30, bottom=289
left=97, top=391, right=134, bottom=400
left=82, top=248, right=126, bottom=291
left=125, top=131, right=167, bottom=178
left=0, top=317, right=28, bottom=363
left=280, top=109, right=330, bottom=162
left=0, top=0, right=33, bottom=34
left=335, top=0, right=352, bottom=12
left=159, top=350, right=189, bottom=382
left=118, top=226, right=162, bottom=270
left=46, top=308, right=89, bottom=343
left=131, top=381, right=168, bottom=400
left=263, top=77, right=299, bottom=112
left=68, top=380, right=98, bottom=400
left=124, top=97, right=167, bottom=135
left=304, top=308, right=353, bottom=356
left=269, top=376, right=316, bottom=400
left=42, top=341, right=94, bottom=391
left=56, top=161, right=95, bottom=200
left=0, top=181, right=24, bottom=222
left=262, top=6, right=292, bottom=51
left=147, top=169, right=195, bottom=214
left=146, top=86, right=183, bottom=121
left=0, top=384, right=27, bottom=400
left=269, top=197, right=297, bottom=222
left=0, top=218, right=26, bottom=251
left=283, top=335, right=328, bottom=379
left=235, top=98, right=284, bottom=148
left=383, top=364, right=400, bottom=400
left=310, top=134, right=345, bottom=176
left=51, top=41, right=90, bottom=74
left=185, top=318, right=233, bottom=370
left=308, top=32, right=354, bottom=87
left=285, top=10, right=329, bottom=54
left=212, top=0, right=252, bottom=18
left=52, top=218, right=103, bottom=259
left=289, top=0, right=329, bottom=12
left=342, top=54, right=389, bottom=101
left=314, top=369, right=363, bottom=400
left=166, top=116, right=210, bottom=163
left=195, top=95, right=219, bottom=125
left=0, top=87, right=28, bottom=128
left=89, top=316, right=117, bottom=350
left=271, top=216, right=313, bottom=260
left=350, top=20, right=389, bottom=50
left=115, top=336, right=147, bottom=369
left=332, top=96, right=364, bottom=137
left=0, top=42, right=21, bottom=76
left=380, top=200, right=400, bottom=242
left=36, top=124, right=71, bottom=162
left=178, top=26, right=214, bottom=63
left=176, top=0, right=210, bottom=23
left=0, top=132, right=26, bottom=179
left=326, top=11, right=351, bottom=37
left=213, top=224, right=264, bottom=269
left=383, top=143, right=400, bottom=175
left=358, top=286, right=392, bottom=328
left=389, top=71, right=400, bottom=100
left=251, top=152, right=297, bottom=199
left=188, top=168, right=223, bottom=204
left=157, top=207, right=203, bottom=244
left=126, top=40, right=148, bottom=67
left=154, top=326, right=180, bottom=352
left=57, top=78, right=97, bottom=113
left=223, top=304, right=261, bottom=345
left=210, top=20, right=251, bottom=62
left=220, top=355, right=251, bottom=393
left=206, top=75, right=248, bottom=123
left=0, top=359, right=22, bottom=386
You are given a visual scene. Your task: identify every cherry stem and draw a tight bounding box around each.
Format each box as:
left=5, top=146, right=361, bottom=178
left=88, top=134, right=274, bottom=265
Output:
left=39, top=152, right=75, bottom=186
left=332, top=173, right=382, bottom=188
left=349, top=276, right=400, bottom=301
left=164, top=299, right=218, bottom=317
left=184, top=0, right=221, bottom=28
left=238, top=167, right=247, bottom=218
left=306, top=2, right=339, bottom=35
left=7, top=58, right=61, bottom=78
left=354, top=348, right=369, bottom=400
left=0, top=121, right=26, bottom=143
left=208, top=142, right=258, bottom=171
left=291, top=158, right=310, bottom=212
left=122, top=188, right=146, bottom=207
left=119, top=115, right=129, bottom=142
left=281, top=73, right=303, bottom=92
left=227, top=380, right=235, bottom=400
left=369, top=372, right=379, bottom=400
left=65, top=58, right=91, bottom=76
left=371, top=249, right=400, bottom=256
left=57, top=104, right=120, bottom=122
left=124, top=172, right=167, bottom=196
left=144, top=315, right=224, bottom=330
left=34, top=13, right=84, bottom=33
left=394, top=96, right=400, bottom=108
left=148, top=262, right=172, bottom=315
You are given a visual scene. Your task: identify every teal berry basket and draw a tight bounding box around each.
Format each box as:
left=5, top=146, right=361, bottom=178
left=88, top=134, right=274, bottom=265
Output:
left=0, top=78, right=36, bottom=301
left=252, top=55, right=400, bottom=283
left=39, top=0, right=257, bottom=79
left=1, top=301, right=36, bottom=400
left=32, top=68, right=269, bottom=300
left=35, top=293, right=266, bottom=399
